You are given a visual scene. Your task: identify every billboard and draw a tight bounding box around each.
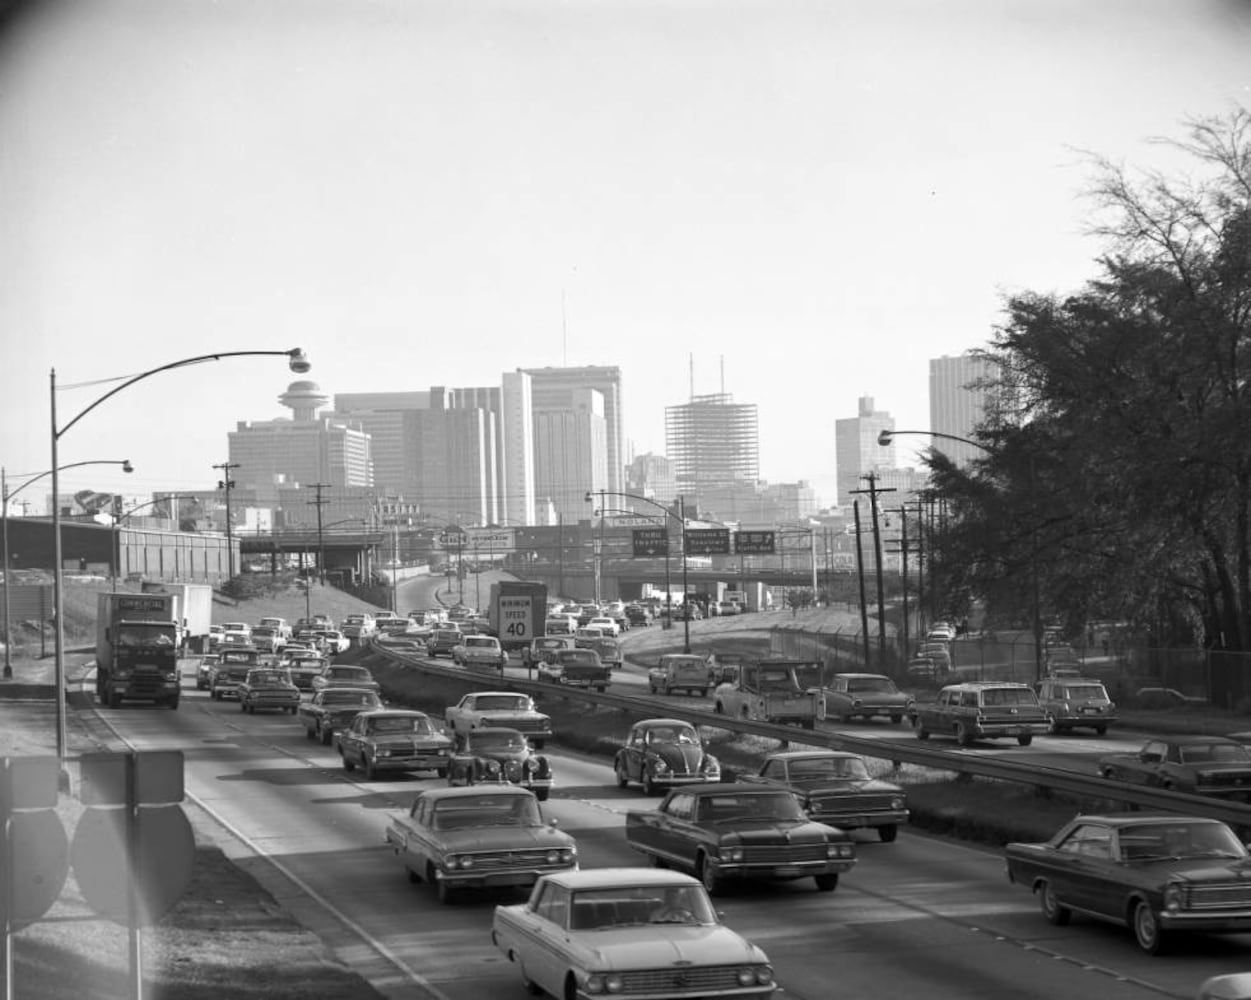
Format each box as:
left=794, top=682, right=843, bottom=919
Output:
left=632, top=528, right=669, bottom=557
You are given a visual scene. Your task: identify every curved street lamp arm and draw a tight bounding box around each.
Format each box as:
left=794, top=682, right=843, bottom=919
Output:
left=878, top=429, right=988, bottom=452
left=585, top=489, right=683, bottom=526
left=56, top=348, right=309, bottom=439
left=5, top=459, right=133, bottom=503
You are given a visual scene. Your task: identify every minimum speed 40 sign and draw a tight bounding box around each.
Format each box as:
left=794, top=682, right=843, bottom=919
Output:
left=499, top=595, right=534, bottom=641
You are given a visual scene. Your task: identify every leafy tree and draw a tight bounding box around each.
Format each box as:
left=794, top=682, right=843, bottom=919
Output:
left=926, top=109, right=1251, bottom=699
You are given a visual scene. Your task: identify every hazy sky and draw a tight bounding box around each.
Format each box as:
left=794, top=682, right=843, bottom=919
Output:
left=2, top=0, right=1250, bottom=509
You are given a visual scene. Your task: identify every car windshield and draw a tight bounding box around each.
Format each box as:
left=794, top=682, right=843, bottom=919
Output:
left=1180, top=742, right=1251, bottom=764
left=247, top=671, right=287, bottom=685
left=474, top=696, right=528, bottom=711
left=845, top=677, right=897, bottom=694
left=323, top=691, right=379, bottom=707
left=568, top=885, right=716, bottom=929
left=981, top=688, right=1037, bottom=707
left=1065, top=684, right=1108, bottom=700
left=1117, top=821, right=1248, bottom=861
left=468, top=731, right=527, bottom=751
left=561, top=652, right=599, bottom=665
left=755, top=668, right=804, bottom=693
left=698, top=792, right=806, bottom=822
left=431, top=796, right=542, bottom=831
left=369, top=716, right=433, bottom=735
left=467, top=638, right=495, bottom=647
left=645, top=725, right=699, bottom=745
left=330, top=668, right=371, bottom=682
left=789, top=756, right=870, bottom=780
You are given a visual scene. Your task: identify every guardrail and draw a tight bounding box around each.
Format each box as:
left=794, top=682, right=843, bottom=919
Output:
left=367, top=637, right=1251, bottom=829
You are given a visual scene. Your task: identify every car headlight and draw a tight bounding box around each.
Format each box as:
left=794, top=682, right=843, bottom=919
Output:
left=377, top=748, right=392, bottom=758
left=721, top=846, right=744, bottom=862
left=890, top=796, right=906, bottom=810
left=755, top=966, right=775, bottom=986
left=485, top=760, right=501, bottom=776
left=584, top=973, right=624, bottom=995
left=652, top=758, right=670, bottom=775
left=704, top=755, right=721, bottom=776
left=1163, top=883, right=1184, bottom=912
left=827, top=843, right=854, bottom=859
left=851, top=698, right=862, bottom=708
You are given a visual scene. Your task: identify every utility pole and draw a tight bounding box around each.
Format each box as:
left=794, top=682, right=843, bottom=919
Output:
left=850, top=473, right=895, bottom=670
left=307, top=483, right=331, bottom=586
left=212, top=461, right=240, bottom=580
left=852, top=500, right=871, bottom=667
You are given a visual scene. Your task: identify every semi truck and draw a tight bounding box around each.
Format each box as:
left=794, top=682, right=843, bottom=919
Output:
left=95, top=592, right=182, bottom=709
left=141, top=581, right=214, bottom=652
left=487, top=580, right=548, bottom=653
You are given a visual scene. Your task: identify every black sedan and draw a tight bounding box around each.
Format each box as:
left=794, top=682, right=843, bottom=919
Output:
left=1005, top=813, right=1251, bottom=954
left=1098, top=735, right=1251, bottom=799
left=446, top=727, right=554, bottom=801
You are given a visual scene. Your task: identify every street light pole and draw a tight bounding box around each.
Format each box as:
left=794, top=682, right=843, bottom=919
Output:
left=51, top=348, right=308, bottom=759
left=213, top=460, right=240, bottom=581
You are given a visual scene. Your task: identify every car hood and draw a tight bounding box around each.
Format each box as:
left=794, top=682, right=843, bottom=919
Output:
left=431, top=825, right=574, bottom=852
left=790, top=776, right=901, bottom=796
left=713, top=819, right=835, bottom=844
left=652, top=745, right=708, bottom=770
left=469, top=749, right=534, bottom=763
left=575, top=924, right=766, bottom=969
left=375, top=734, right=453, bottom=750
left=1137, top=857, right=1251, bottom=882
left=475, top=712, right=549, bottom=727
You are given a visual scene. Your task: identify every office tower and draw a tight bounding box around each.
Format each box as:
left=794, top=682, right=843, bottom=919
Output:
left=664, top=393, right=759, bottom=492
left=834, top=396, right=894, bottom=506
left=533, top=387, right=608, bottom=525
left=929, top=353, right=1001, bottom=467
left=229, top=380, right=372, bottom=504
left=524, top=366, right=624, bottom=494
left=625, top=453, right=676, bottom=504
left=500, top=371, right=536, bottom=526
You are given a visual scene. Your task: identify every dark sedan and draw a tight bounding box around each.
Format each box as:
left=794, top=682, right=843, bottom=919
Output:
left=1098, top=736, right=1251, bottom=799
left=625, top=783, right=856, bottom=895
left=446, top=727, right=554, bottom=801
left=1005, top=814, right=1251, bottom=954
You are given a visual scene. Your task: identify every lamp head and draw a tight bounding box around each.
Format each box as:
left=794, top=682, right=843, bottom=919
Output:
left=121, top=460, right=134, bottom=473
left=584, top=491, right=592, bottom=504
left=877, top=430, right=894, bottom=446
left=287, top=348, right=311, bottom=374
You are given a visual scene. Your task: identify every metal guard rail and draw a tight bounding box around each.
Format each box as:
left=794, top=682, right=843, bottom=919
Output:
left=368, top=638, right=1251, bottom=829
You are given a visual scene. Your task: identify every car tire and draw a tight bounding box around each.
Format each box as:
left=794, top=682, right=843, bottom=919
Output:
left=614, top=758, right=629, bottom=789
left=436, top=874, right=456, bottom=903
left=955, top=722, right=974, bottom=747
left=1047, top=717, right=1062, bottom=736
left=714, top=701, right=725, bottom=715
left=364, top=757, right=377, bottom=781
left=1039, top=880, right=1071, bottom=926
left=814, top=873, right=839, bottom=892
left=436, top=767, right=448, bottom=779
left=699, top=688, right=708, bottom=697
left=108, top=691, right=123, bottom=709
left=697, top=853, right=724, bottom=897
left=890, top=714, right=903, bottom=725
left=1133, top=899, right=1168, bottom=955
left=342, top=753, right=356, bottom=773
left=306, top=726, right=316, bottom=742
left=878, top=825, right=898, bottom=843
left=241, top=701, right=248, bottom=712
left=320, top=726, right=333, bottom=746
left=1095, top=725, right=1108, bottom=736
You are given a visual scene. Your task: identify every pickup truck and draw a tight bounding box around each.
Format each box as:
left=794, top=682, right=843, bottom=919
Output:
left=712, top=660, right=826, bottom=729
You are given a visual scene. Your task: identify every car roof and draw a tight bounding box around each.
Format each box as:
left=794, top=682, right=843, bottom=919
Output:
left=537, top=867, right=701, bottom=891
left=354, top=709, right=429, bottom=720
left=832, top=673, right=890, bottom=680
left=466, top=726, right=525, bottom=737
left=766, top=750, right=859, bottom=762
left=414, top=785, right=538, bottom=803
left=1151, top=734, right=1240, bottom=746
left=677, top=782, right=790, bottom=796
left=940, top=681, right=1032, bottom=690
left=467, top=690, right=527, bottom=698
left=634, top=717, right=699, bottom=728
left=1069, top=814, right=1229, bottom=828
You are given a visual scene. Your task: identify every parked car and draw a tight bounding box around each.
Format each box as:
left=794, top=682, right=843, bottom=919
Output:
left=384, top=786, right=577, bottom=903
left=625, top=783, right=855, bottom=894
left=614, top=718, right=721, bottom=795
left=492, top=869, right=777, bottom=1000
left=299, top=687, right=383, bottom=745
left=733, top=749, right=909, bottom=842
left=1097, top=736, right=1251, bottom=798
left=1005, top=814, right=1251, bottom=954
left=1034, top=676, right=1117, bottom=735
left=444, top=691, right=553, bottom=748
left=1135, top=687, right=1208, bottom=710
left=338, top=709, right=453, bottom=780
left=825, top=673, right=914, bottom=724
left=237, top=667, right=301, bottom=715
left=446, top=727, right=554, bottom=801
left=311, top=664, right=380, bottom=695
left=648, top=653, right=713, bottom=697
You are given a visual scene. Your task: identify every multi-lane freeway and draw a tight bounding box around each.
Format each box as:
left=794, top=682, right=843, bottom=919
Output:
left=81, top=658, right=1251, bottom=1000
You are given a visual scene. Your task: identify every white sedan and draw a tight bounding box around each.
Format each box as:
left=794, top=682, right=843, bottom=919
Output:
left=587, top=616, right=621, bottom=637
left=492, top=868, right=776, bottom=1000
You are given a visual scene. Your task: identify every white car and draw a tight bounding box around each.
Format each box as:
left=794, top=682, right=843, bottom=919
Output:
left=587, top=616, right=621, bottom=637
left=493, top=868, right=777, bottom=1000
left=315, top=629, right=350, bottom=654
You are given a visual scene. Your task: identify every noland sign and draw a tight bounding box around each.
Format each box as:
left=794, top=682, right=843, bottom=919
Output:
left=734, top=530, right=776, bottom=554
left=684, top=528, right=730, bottom=555
left=632, top=527, right=669, bottom=557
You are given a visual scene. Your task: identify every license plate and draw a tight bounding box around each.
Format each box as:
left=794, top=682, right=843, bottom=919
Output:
left=774, top=866, right=803, bottom=877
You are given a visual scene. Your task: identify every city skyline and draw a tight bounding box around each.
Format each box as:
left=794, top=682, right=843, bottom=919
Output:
left=4, top=3, right=1248, bottom=506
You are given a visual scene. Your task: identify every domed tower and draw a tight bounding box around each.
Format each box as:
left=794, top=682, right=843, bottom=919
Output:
left=278, top=380, right=329, bottom=422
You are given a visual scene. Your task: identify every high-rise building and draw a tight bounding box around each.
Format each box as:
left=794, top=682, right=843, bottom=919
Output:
left=533, top=387, right=608, bottom=524
left=664, top=393, right=759, bottom=492
left=228, top=380, right=373, bottom=504
left=524, top=366, right=624, bottom=494
left=929, top=353, right=1002, bottom=467
left=834, top=396, right=894, bottom=506
left=625, top=453, right=676, bottom=505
